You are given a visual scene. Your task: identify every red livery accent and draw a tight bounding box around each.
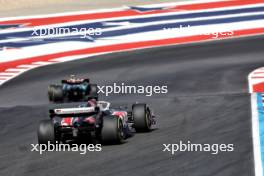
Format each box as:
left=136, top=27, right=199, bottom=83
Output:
left=61, top=117, right=72, bottom=126
left=112, top=111, right=127, bottom=119
left=83, top=117, right=96, bottom=124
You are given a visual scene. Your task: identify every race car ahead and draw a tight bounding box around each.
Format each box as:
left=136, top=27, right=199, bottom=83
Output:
left=38, top=100, right=156, bottom=144
left=48, top=75, right=98, bottom=103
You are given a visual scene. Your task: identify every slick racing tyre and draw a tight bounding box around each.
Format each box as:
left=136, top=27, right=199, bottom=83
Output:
left=50, top=85, right=63, bottom=102
left=101, top=115, right=124, bottom=144
left=132, top=104, right=151, bottom=132
left=48, top=85, right=55, bottom=101
left=38, top=120, right=56, bottom=144
left=89, top=84, right=98, bottom=100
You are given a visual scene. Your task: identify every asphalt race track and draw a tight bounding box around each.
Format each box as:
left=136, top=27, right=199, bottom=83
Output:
left=0, top=36, right=263, bottom=176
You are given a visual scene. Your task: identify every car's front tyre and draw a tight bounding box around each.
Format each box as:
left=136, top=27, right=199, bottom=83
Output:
left=132, top=104, right=151, bottom=132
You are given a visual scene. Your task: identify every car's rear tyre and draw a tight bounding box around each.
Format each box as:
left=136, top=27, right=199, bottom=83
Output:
left=101, top=116, right=124, bottom=144
left=132, top=104, right=151, bottom=132
left=38, top=120, right=56, bottom=144
left=89, top=84, right=98, bottom=100
left=48, top=85, right=55, bottom=101
left=51, top=85, right=64, bottom=102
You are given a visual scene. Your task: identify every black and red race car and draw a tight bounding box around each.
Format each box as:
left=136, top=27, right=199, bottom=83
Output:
left=48, top=75, right=98, bottom=103
left=38, top=100, right=156, bottom=144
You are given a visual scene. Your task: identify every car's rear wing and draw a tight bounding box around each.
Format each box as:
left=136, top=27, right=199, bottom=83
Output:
left=61, top=78, right=89, bottom=84
left=49, top=106, right=99, bottom=118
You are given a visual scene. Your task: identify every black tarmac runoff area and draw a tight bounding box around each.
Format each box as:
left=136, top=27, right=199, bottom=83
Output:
left=0, top=35, right=263, bottom=176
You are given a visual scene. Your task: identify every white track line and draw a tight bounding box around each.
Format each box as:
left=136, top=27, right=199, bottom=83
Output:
left=32, top=61, right=56, bottom=65
left=0, top=76, right=11, bottom=79
left=17, top=65, right=39, bottom=68
left=6, top=68, right=28, bottom=72
left=0, top=72, right=17, bottom=76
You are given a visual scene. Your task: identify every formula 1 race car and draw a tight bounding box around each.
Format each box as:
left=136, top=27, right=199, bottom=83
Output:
left=38, top=100, right=156, bottom=144
left=48, top=75, right=98, bottom=102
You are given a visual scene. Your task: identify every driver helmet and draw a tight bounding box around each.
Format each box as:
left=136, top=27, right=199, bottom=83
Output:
left=69, top=75, right=76, bottom=83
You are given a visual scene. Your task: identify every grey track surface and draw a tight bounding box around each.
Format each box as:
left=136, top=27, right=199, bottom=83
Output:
left=0, top=36, right=264, bottom=176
